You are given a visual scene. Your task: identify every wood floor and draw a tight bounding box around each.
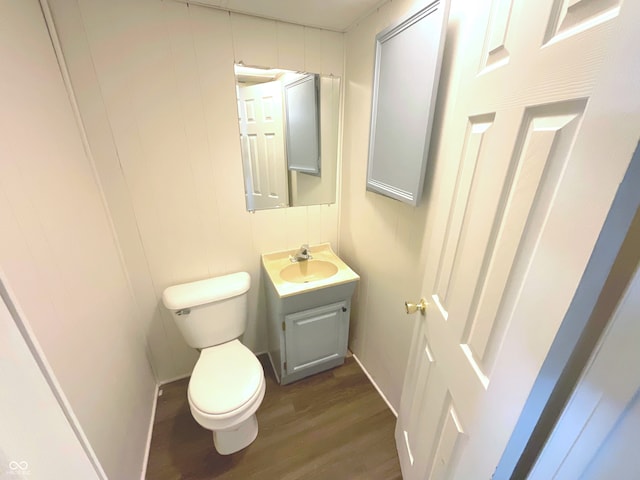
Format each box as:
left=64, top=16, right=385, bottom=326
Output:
left=145, top=355, right=402, bottom=480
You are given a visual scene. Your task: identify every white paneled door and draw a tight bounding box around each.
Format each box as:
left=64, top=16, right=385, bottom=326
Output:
left=237, top=80, right=289, bottom=211
left=396, top=0, right=640, bottom=478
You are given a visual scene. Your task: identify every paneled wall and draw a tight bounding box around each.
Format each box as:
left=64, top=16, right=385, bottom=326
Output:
left=0, top=1, right=156, bottom=479
left=49, top=0, right=344, bottom=382
left=340, top=0, right=463, bottom=411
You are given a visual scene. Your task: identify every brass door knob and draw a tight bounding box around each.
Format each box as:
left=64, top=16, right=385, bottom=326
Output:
left=405, top=298, right=428, bottom=314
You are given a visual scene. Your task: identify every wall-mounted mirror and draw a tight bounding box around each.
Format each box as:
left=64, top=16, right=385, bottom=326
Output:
left=235, top=64, right=340, bottom=212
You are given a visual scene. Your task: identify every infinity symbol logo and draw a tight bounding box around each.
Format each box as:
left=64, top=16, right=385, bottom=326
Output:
left=9, top=461, right=29, bottom=470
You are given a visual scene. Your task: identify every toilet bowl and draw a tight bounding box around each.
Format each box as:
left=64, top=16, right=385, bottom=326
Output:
left=187, top=340, right=266, bottom=454
left=162, top=272, right=265, bottom=454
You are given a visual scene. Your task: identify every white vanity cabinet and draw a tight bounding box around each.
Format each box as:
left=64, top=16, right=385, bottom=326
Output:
left=261, top=243, right=359, bottom=385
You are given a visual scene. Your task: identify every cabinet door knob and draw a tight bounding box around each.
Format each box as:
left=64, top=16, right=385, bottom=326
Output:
left=405, top=299, right=428, bottom=315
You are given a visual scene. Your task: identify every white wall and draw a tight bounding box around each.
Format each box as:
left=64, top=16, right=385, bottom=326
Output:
left=48, top=0, right=345, bottom=382
left=0, top=1, right=156, bottom=479
left=340, top=0, right=467, bottom=410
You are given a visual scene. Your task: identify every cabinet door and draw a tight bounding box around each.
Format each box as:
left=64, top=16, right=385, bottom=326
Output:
left=284, top=301, right=348, bottom=376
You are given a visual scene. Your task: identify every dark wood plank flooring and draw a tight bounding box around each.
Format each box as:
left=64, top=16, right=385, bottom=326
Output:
left=145, top=355, right=402, bottom=479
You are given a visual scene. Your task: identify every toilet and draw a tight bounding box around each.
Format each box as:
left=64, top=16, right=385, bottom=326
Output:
left=162, top=272, right=265, bottom=455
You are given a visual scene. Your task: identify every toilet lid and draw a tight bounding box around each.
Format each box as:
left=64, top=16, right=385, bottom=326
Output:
left=188, top=340, right=263, bottom=415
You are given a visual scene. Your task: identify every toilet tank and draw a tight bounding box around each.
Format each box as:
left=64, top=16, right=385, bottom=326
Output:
left=162, top=272, right=251, bottom=349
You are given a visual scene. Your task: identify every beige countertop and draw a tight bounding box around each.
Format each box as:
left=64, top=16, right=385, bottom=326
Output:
left=261, top=243, right=360, bottom=298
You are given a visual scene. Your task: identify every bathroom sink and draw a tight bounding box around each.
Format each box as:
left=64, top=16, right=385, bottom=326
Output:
left=261, top=243, right=359, bottom=298
left=280, top=260, right=339, bottom=284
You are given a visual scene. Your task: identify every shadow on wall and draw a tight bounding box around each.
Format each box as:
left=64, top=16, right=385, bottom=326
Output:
left=338, top=2, right=465, bottom=411
left=421, top=18, right=460, bottom=216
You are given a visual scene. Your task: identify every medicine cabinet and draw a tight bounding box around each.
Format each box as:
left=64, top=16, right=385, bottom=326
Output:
left=366, top=1, right=449, bottom=205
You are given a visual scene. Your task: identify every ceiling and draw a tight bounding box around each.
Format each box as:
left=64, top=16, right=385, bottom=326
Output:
left=181, top=0, right=389, bottom=32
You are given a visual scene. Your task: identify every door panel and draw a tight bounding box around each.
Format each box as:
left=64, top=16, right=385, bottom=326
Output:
left=461, top=101, right=586, bottom=373
left=430, top=100, right=587, bottom=388
left=544, top=0, right=621, bottom=45
left=481, top=0, right=515, bottom=71
left=398, top=323, right=464, bottom=479
left=432, top=113, right=495, bottom=314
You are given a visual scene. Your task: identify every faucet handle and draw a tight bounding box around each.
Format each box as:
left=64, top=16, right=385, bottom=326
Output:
left=289, top=244, right=312, bottom=262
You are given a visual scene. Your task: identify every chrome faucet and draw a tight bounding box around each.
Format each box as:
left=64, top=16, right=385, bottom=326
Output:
left=290, top=244, right=312, bottom=262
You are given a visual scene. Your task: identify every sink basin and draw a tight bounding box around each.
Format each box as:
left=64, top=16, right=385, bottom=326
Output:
left=261, top=243, right=359, bottom=298
left=280, top=260, right=339, bottom=284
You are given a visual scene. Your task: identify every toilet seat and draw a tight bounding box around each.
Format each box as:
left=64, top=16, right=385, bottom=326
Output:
left=188, top=339, right=265, bottom=431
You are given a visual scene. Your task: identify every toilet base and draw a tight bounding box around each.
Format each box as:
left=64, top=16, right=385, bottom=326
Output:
left=212, top=413, right=259, bottom=455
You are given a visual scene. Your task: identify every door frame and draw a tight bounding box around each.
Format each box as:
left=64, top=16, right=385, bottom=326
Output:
left=496, top=142, right=640, bottom=477
left=0, top=272, right=107, bottom=479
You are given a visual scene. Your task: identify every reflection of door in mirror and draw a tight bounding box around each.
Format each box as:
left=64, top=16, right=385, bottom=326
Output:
left=237, top=81, right=289, bottom=211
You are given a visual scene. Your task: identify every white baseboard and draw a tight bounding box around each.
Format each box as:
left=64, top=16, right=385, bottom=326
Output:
left=140, top=384, right=160, bottom=480
left=352, top=354, right=398, bottom=418
left=266, top=352, right=281, bottom=383
left=158, top=373, right=190, bottom=386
